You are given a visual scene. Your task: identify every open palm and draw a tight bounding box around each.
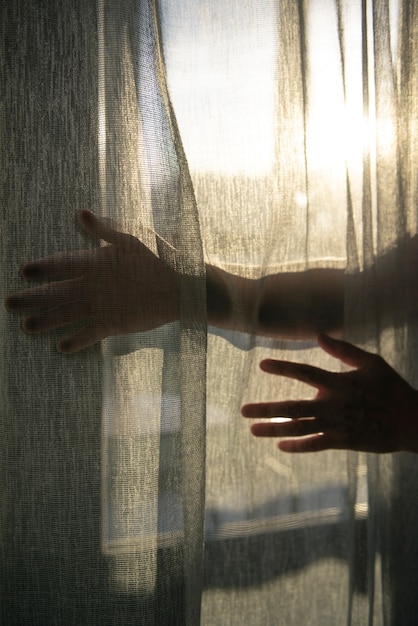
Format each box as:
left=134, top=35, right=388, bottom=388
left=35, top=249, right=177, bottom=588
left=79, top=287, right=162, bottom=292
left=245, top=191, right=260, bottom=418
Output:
left=242, top=334, right=418, bottom=454
left=5, top=210, right=180, bottom=353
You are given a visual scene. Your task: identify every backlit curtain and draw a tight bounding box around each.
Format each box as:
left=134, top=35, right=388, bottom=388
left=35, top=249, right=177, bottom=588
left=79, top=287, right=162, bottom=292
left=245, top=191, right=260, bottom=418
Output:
left=2, top=1, right=417, bottom=625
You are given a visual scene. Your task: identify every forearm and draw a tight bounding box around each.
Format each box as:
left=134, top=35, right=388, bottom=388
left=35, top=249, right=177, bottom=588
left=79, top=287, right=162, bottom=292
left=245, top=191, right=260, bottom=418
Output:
left=206, top=264, right=344, bottom=340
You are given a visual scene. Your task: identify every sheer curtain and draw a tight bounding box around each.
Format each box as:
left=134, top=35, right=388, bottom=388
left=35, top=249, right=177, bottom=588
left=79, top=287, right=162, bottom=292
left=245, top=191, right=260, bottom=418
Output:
left=2, top=1, right=417, bottom=625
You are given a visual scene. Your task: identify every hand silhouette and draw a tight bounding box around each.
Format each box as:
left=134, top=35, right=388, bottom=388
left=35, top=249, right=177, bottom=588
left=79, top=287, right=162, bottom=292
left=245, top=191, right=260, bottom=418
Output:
left=242, top=334, right=418, bottom=453
left=5, top=210, right=180, bottom=353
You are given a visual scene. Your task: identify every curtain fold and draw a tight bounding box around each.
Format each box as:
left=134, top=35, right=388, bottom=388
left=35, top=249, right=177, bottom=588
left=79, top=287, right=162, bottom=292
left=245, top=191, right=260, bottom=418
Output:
left=2, top=1, right=418, bottom=625
left=98, top=0, right=207, bottom=622
left=2, top=1, right=207, bottom=624
left=343, top=1, right=418, bottom=625
left=1, top=2, right=106, bottom=623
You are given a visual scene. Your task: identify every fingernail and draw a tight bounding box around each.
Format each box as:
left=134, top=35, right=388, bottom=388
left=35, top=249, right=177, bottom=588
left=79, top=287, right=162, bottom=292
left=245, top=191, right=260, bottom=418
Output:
left=79, top=209, right=93, bottom=222
left=20, top=265, right=39, bottom=279
left=24, top=318, right=38, bottom=332
left=5, top=295, right=19, bottom=310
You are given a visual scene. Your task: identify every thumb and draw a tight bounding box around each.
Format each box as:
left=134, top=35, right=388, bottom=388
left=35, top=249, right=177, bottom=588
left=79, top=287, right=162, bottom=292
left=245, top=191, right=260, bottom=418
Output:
left=317, top=333, right=375, bottom=369
left=77, top=210, right=141, bottom=251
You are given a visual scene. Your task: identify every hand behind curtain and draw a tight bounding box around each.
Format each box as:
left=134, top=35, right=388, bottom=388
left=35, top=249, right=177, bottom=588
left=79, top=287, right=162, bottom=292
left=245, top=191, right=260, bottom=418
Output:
left=242, top=334, right=418, bottom=454
left=5, top=210, right=180, bottom=353
left=6, top=213, right=418, bottom=453
left=5, top=211, right=346, bottom=353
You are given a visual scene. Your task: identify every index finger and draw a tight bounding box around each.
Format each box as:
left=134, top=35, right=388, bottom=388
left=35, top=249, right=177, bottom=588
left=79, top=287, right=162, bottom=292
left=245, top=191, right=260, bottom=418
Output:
left=77, top=210, right=143, bottom=252
left=318, top=333, right=378, bottom=369
left=5, top=277, right=82, bottom=312
left=260, top=358, right=336, bottom=389
left=20, top=249, right=95, bottom=281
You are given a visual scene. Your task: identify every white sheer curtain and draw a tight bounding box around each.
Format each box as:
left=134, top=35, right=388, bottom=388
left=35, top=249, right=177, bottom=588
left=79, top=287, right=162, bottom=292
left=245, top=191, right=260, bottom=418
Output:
left=2, top=1, right=417, bottom=625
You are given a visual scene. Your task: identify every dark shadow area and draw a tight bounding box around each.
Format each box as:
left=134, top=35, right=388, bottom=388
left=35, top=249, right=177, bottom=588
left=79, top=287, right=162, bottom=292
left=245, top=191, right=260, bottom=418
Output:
left=203, top=517, right=368, bottom=595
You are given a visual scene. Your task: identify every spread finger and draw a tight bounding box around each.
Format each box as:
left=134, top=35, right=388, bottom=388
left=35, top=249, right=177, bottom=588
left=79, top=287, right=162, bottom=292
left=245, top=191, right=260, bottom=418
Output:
left=278, top=433, right=335, bottom=453
left=242, top=399, right=327, bottom=419
left=260, top=359, right=336, bottom=389
left=23, top=301, right=89, bottom=333
left=251, top=418, right=325, bottom=438
left=5, top=277, right=83, bottom=311
left=57, top=321, right=109, bottom=353
left=20, top=250, right=95, bottom=280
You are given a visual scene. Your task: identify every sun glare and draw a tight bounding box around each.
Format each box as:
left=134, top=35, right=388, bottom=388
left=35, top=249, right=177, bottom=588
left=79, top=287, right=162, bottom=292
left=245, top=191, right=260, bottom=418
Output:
left=160, top=0, right=400, bottom=182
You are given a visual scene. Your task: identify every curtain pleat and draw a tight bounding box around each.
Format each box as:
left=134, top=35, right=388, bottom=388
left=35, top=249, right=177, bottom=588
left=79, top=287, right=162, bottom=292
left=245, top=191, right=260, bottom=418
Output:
left=1, top=2, right=106, bottom=624
left=100, top=0, right=207, bottom=623
left=343, top=1, right=418, bottom=625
